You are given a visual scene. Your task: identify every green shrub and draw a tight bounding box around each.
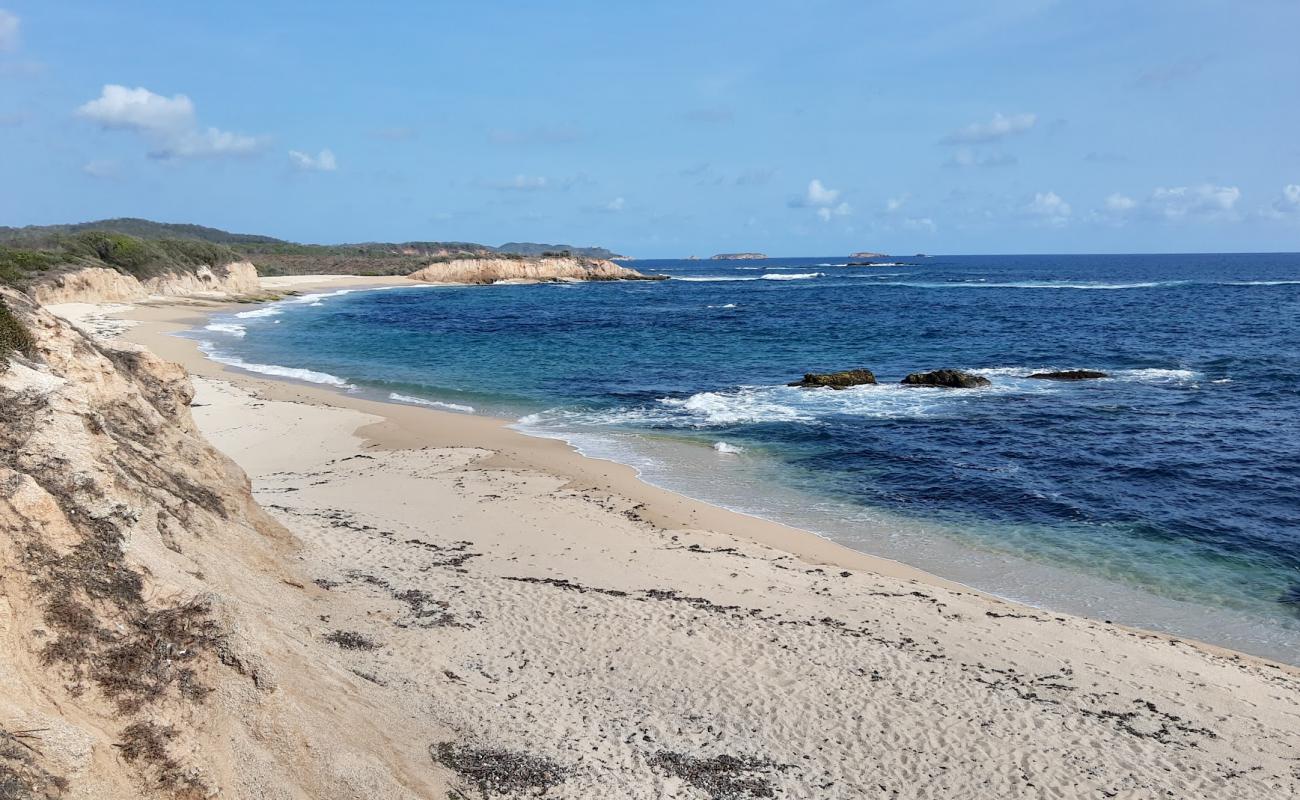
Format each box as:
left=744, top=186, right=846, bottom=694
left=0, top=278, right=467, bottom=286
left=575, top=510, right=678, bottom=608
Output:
left=0, top=247, right=65, bottom=287
left=0, top=299, right=35, bottom=370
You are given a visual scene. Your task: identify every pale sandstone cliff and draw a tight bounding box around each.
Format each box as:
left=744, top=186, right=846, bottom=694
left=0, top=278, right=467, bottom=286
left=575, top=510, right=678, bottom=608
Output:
left=407, top=256, right=660, bottom=285
left=0, top=288, right=446, bottom=798
left=30, top=262, right=261, bottom=305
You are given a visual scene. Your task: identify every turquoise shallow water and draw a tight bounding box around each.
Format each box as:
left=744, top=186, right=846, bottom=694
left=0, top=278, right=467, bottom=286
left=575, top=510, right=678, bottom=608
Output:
left=187, top=253, right=1300, bottom=663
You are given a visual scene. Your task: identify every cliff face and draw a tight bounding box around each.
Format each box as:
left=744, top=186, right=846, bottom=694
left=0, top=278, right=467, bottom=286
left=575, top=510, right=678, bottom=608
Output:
left=30, top=262, right=260, bottom=305
left=0, top=289, right=442, bottom=798
left=407, top=256, right=659, bottom=285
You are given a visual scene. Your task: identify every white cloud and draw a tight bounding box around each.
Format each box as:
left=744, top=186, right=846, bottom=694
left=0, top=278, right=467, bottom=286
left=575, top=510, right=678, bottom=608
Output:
left=790, top=179, right=851, bottom=222
left=1105, top=193, right=1136, bottom=212
left=76, top=84, right=266, bottom=160
left=942, top=112, right=1037, bottom=144
left=1149, top=184, right=1239, bottom=220
left=161, top=127, right=263, bottom=159
left=491, top=174, right=550, bottom=191
left=604, top=196, right=625, bottom=212
left=288, top=148, right=337, bottom=172
left=1266, top=184, right=1300, bottom=219
left=886, top=195, right=907, bottom=212
left=943, top=148, right=1018, bottom=168
left=81, top=159, right=121, bottom=179
left=805, top=179, right=840, bottom=206
left=78, top=85, right=195, bottom=134
left=902, top=216, right=936, bottom=232
left=816, top=202, right=852, bottom=222
left=0, top=9, right=19, bottom=52
left=1026, top=191, right=1071, bottom=226
left=1098, top=184, right=1242, bottom=223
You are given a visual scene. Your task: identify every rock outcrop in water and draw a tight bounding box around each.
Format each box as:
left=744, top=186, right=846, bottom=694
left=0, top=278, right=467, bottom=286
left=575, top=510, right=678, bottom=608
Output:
left=710, top=253, right=766, bottom=260
left=407, top=257, right=662, bottom=285
left=30, top=261, right=261, bottom=305
left=790, top=369, right=877, bottom=389
left=0, top=288, right=445, bottom=797
left=900, top=369, right=991, bottom=389
left=1027, top=370, right=1109, bottom=381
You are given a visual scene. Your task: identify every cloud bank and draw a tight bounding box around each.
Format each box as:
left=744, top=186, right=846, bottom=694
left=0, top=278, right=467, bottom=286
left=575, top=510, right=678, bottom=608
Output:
left=77, top=84, right=266, bottom=160
left=942, top=112, right=1037, bottom=144
left=289, top=148, right=337, bottom=172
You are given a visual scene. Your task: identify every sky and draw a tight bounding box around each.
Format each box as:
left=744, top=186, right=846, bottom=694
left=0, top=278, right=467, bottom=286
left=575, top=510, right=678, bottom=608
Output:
left=1, top=1, right=1298, bottom=257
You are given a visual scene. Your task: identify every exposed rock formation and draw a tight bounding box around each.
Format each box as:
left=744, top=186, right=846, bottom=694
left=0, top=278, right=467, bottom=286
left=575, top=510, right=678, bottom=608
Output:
left=789, top=369, right=877, bottom=389
left=30, top=262, right=260, bottom=305
left=407, top=257, right=662, bottom=285
left=710, top=253, right=766, bottom=260
left=0, top=288, right=444, bottom=798
left=900, top=369, right=991, bottom=389
left=849, top=251, right=885, bottom=259
left=1027, top=370, right=1109, bottom=381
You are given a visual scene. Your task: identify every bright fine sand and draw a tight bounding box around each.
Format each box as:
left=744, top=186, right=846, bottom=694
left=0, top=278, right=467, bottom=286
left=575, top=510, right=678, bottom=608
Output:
left=55, top=277, right=1300, bottom=798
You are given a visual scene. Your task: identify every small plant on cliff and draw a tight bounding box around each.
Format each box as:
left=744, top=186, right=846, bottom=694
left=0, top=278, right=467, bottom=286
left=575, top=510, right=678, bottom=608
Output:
left=0, top=299, right=35, bottom=371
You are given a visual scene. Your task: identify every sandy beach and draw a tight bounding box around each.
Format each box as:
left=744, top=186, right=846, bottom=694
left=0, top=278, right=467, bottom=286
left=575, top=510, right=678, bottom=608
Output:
left=40, top=277, right=1300, bottom=798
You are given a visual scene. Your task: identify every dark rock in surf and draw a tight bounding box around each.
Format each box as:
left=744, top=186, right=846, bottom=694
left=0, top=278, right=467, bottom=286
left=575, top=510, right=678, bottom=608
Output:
left=1027, top=370, right=1109, bottom=381
left=900, top=369, right=990, bottom=389
left=790, top=369, right=877, bottom=389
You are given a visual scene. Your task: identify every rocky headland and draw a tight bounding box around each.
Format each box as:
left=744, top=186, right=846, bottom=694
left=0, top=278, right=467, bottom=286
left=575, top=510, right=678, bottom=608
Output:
left=407, top=256, right=661, bottom=285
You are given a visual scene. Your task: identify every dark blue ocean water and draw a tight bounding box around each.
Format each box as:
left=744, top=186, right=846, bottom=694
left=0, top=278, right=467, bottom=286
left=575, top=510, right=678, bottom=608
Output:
left=192, top=254, right=1300, bottom=660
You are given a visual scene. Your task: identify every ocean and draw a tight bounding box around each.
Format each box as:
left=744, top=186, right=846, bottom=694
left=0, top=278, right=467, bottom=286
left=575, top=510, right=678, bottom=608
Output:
left=188, top=253, right=1300, bottom=663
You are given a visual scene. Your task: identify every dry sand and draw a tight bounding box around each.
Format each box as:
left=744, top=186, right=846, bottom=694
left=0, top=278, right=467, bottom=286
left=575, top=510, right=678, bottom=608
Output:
left=48, top=277, right=1300, bottom=798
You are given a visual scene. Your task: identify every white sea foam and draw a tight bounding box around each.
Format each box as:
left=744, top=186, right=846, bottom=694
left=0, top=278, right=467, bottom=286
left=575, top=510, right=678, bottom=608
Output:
left=973, top=366, right=1203, bottom=384
left=660, top=389, right=816, bottom=424
left=198, top=341, right=354, bottom=388
left=204, top=322, right=247, bottom=337
left=713, top=441, right=745, bottom=454
left=707, top=303, right=739, bottom=309
left=388, top=393, right=475, bottom=413
left=1115, top=368, right=1201, bottom=383
left=874, top=280, right=1181, bottom=290
left=1218, top=279, right=1300, bottom=286
left=234, top=305, right=283, bottom=319
left=234, top=288, right=359, bottom=319
left=760, top=272, right=823, bottom=281
left=518, top=377, right=1063, bottom=432
left=675, top=271, right=824, bottom=283
left=674, top=275, right=756, bottom=282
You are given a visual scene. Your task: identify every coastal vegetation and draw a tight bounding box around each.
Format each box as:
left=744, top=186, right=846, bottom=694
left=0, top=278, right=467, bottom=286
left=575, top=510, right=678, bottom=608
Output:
left=0, top=299, right=34, bottom=369
left=0, top=219, right=626, bottom=283
left=0, top=232, right=242, bottom=289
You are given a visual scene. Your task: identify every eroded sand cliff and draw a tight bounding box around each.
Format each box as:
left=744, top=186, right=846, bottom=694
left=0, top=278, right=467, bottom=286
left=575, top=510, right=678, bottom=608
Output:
left=407, top=256, right=658, bottom=285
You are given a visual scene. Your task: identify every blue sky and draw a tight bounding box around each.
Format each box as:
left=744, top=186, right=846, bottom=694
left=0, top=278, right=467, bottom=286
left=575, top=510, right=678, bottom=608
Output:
left=1, top=1, right=1298, bottom=256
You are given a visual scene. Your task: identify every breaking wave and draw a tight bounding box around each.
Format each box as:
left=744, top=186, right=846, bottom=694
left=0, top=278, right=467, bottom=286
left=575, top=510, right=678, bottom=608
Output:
left=197, top=341, right=354, bottom=388
left=388, top=393, right=476, bottom=413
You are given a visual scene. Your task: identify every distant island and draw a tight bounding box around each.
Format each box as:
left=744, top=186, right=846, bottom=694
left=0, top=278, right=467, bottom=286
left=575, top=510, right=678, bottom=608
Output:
left=711, top=252, right=766, bottom=260
left=850, top=251, right=886, bottom=258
